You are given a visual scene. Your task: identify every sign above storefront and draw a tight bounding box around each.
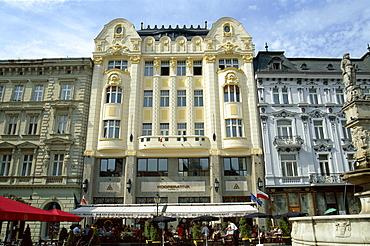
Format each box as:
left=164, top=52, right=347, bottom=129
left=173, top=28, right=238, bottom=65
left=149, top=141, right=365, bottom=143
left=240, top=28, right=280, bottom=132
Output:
left=141, top=181, right=206, bottom=193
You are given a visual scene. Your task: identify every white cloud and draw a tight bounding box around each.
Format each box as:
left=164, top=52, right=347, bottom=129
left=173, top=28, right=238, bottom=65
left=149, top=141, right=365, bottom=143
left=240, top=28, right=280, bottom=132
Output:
left=248, top=5, right=257, bottom=10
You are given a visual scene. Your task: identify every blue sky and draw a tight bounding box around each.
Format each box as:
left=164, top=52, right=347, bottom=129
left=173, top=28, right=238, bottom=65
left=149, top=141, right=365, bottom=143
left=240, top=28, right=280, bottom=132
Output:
left=0, top=0, right=369, bottom=59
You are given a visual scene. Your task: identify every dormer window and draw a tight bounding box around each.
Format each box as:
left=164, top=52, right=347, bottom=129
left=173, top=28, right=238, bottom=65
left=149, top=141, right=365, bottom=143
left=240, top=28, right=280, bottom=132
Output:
left=272, top=62, right=281, bottom=70
left=326, top=64, right=334, bottom=70
left=269, top=57, right=282, bottom=70
left=301, top=63, right=308, bottom=70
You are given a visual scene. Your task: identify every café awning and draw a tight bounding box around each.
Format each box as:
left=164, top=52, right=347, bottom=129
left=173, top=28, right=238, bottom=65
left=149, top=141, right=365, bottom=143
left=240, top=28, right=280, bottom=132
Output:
left=70, top=203, right=257, bottom=219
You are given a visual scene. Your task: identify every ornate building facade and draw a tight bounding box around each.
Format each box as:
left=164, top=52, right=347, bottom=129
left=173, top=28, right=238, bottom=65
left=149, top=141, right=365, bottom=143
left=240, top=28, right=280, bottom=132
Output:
left=0, top=58, right=93, bottom=237
left=254, top=51, right=370, bottom=215
left=83, top=17, right=263, bottom=211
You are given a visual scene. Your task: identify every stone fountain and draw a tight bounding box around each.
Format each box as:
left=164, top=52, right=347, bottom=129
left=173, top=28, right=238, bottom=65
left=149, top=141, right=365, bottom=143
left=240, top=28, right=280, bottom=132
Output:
left=290, top=53, right=370, bottom=245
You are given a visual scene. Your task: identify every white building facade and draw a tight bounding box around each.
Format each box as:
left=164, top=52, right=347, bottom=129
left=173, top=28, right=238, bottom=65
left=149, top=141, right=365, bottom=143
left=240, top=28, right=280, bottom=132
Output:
left=254, top=51, right=370, bottom=215
left=83, top=17, right=263, bottom=216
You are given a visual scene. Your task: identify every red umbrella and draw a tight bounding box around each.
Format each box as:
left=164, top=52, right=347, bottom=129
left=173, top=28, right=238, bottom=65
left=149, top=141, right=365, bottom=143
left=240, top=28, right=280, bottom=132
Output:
left=0, top=196, right=59, bottom=221
left=47, top=209, right=83, bottom=222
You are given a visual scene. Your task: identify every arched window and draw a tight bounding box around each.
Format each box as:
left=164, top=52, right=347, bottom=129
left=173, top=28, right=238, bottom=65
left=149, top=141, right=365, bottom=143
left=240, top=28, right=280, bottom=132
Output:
left=224, top=85, right=240, bottom=102
left=106, top=86, right=122, bottom=103
left=277, top=120, right=292, bottom=139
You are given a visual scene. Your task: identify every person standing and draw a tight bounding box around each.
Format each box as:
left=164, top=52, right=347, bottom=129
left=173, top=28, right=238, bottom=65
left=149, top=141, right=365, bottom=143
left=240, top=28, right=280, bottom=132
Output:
left=226, top=221, right=239, bottom=245
left=201, top=223, right=209, bottom=240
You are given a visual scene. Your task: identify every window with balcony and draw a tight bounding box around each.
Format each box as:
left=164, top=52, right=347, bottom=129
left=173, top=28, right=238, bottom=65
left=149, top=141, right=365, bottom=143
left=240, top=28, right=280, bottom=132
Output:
left=57, top=115, right=68, bottom=134
left=314, top=120, right=325, bottom=139
left=177, top=123, right=187, bottom=141
left=341, top=120, right=351, bottom=139
left=336, top=88, right=345, bottom=105
left=106, top=86, right=122, bottom=103
left=61, top=84, right=72, bottom=100
left=161, top=61, right=170, bottom=76
left=193, top=60, right=202, bottom=75
left=52, top=154, right=63, bottom=176
left=142, top=123, right=152, bottom=136
left=160, top=123, right=169, bottom=141
left=319, top=154, right=330, bottom=176
left=194, top=123, right=204, bottom=141
left=108, top=60, right=128, bottom=71
left=137, top=158, right=168, bottom=176
left=21, top=155, right=33, bottom=176
left=226, top=119, right=243, bottom=137
left=178, top=158, right=209, bottom=176
left=277, top=120, right=292, bottom=139
left=144, top=61, right=154, bottom=76
left=224, top=85, right=240, bottom=102
left=8, top=116, right=18, bottom=135
left=194, top=90, right=203, bottom=106
left=103, top=120, right=120, bottom=139
left=281, top=155, right=298, bottom=177
left=160, top=90, right=169, bottom=107
left=33, top=85, right=43, bottom=101
left=28, top=116, right=38, bottom=135
left=224, top=157, right=247, bottom=176
left=219, top=59, right=238, bottom=69
left=177, top=90, right=186, bottom=107
left=13, top=86, right=24, bottom=101
left=177, top=61, right=186, bottom=76
left=100, top=158, right=123, bottom=177
left=143, top=91, right=153, bottom=107
left=309, top=88, right=319, bottom=104
left=0, top=155, right=11, bottom=176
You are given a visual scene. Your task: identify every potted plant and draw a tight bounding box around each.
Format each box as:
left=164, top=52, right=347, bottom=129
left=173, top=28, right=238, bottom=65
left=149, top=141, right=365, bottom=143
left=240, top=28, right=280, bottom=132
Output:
left=238, top=217, right=251, bottom=246
left=279, top=218, right=292, bottom=244
left=192, top=222, right=203, bottom=244
left=146, top=223, right=160, bottom=245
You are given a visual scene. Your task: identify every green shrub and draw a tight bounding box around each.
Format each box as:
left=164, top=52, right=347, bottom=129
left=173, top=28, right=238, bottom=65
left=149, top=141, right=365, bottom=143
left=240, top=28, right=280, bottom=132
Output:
left=192, top=222, right=202, bottom=240
left=238, top=217, right=251, bottom=238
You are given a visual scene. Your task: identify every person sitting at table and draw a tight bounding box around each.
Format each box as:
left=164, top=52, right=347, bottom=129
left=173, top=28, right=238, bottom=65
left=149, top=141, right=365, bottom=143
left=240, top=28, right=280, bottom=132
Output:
left=166, top=228, right=176, bottom=243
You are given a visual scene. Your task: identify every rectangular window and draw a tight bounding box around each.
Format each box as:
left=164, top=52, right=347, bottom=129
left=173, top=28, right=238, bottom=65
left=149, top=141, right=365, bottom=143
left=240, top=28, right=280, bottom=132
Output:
left=61, top=84, right=72, bottom=100
left=33, top=85, right=43, bottom=101
left=161, top=61, right=170, bottom=76
left=177, top=123, right=186, bottom=141
left=336, top=89, right=345, bottom=105
left=100, top=158, right=123, bottom=177
left=282, top=88, right=289, bottom=104
left=219, top=59, right=238, bottom=69
left=314, top=120, right=325, bottom=139
left=106, top=86, right=122, bottom=103
left=177, top=61, right=186, bottom=76
left=224, top=85, right=240, bottom=102
left=341, top=120, right=351, bottom=139
left=178, top=158, right=209, bottom=176
left=0, top=155, right=11, bottom=176
left=8, top=116, right=18, bottom=135
left=57, top=115, right=68, bottom=134
left=226, top=119, right=243, bottom=137
left=194, top=123, right=204, bottom=141
left=194, top=90, right=204, bottom=107
left=277, top=120, right=292, bottom=139
left=142, top=123, right=152, bottom=136
left=281, top=155, right=298, bottom=177
left=273, top=88, right=280, bottom=104
left=143, top=91, right=153, bottom=107
left=193, top=61, right=202, bottom=75
left=309, top=88, right=318, bottom=104
left=136, top=197, right=168, bottom=204
left=347, top=154, right=356, bottom=171
left=13, top=86, right=24, bottom=101
left=28, top=116, right=38, bottom=135
left=160, top=123, right=169, bottom=141
left=319, top=154, right=330, bottom=176
left=137, top=158, right=168, bottom=176
left=21, top=155, right=33, bottom=176
left=160, top=90, right=169, bottom=107
left=177, top=90, right=186, bottom=107
left=144, top=61, right=154, bottom=76
left=0, top=86, right=3, bottom=100
left=178, top=197, right=210, bottom=203
left=52, top=154, right=63, bottom=176
left=108, top=60, right=128, bottom=71
left=224, top=157, right=247, bottom=176
left=103, top=120, right=120, bottom=138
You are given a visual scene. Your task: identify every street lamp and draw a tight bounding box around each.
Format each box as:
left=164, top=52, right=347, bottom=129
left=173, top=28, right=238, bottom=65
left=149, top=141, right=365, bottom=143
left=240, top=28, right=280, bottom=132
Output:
left=214, top=178, right=220, bottom=192
left=154, top=194, right=161, bottom=216
left=258, top=177, right=263, bottom=189
left=126, top=179, right=132, bottom=193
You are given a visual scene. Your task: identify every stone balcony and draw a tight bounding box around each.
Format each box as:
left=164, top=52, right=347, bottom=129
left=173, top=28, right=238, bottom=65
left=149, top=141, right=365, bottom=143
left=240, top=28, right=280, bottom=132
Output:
left=309, top=173, right=345, bottom=184
left=273, top=135, right=304, bottom=151
left=138, top=135, right=210, bottom=150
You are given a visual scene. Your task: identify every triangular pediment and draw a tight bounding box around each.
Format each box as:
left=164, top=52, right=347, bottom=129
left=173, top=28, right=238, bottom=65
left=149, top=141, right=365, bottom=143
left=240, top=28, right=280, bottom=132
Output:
left=17, top=142, right=39, bottom=149
left=0, top=142, right=16, bottom=149
left=43, top=137, right=73, bottom=145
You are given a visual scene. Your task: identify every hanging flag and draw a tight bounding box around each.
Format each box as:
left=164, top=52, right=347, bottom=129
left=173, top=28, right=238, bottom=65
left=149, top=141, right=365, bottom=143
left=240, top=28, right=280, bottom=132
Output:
left=80, top=195, right=88, bottom=204
left=257, top=189, right=270, bottom=200
left=159, top=136, right=163, bottom=142
left=73, top=193, right=80, bottom=208
left=257, top=198, right=263, bottom=206
left=250, top=192, right=257, bottom=202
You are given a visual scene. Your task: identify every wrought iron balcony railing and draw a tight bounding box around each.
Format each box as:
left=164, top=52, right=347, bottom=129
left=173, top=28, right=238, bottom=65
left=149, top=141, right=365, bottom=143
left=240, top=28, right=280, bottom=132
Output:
left=273, top=135, right=304, bottom=147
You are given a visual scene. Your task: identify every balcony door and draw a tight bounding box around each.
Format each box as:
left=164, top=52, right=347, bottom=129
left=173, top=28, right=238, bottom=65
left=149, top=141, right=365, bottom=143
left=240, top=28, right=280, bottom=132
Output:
left=277, top=120, right=292, bottom=139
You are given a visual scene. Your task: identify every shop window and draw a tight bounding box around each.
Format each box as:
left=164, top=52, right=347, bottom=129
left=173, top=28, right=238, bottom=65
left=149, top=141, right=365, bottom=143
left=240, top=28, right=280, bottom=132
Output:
left=178, top=197, right=210, bottom=203
left=137, top=158, right=168, bottom=177
left=100, top=158, right=123, bottom=177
